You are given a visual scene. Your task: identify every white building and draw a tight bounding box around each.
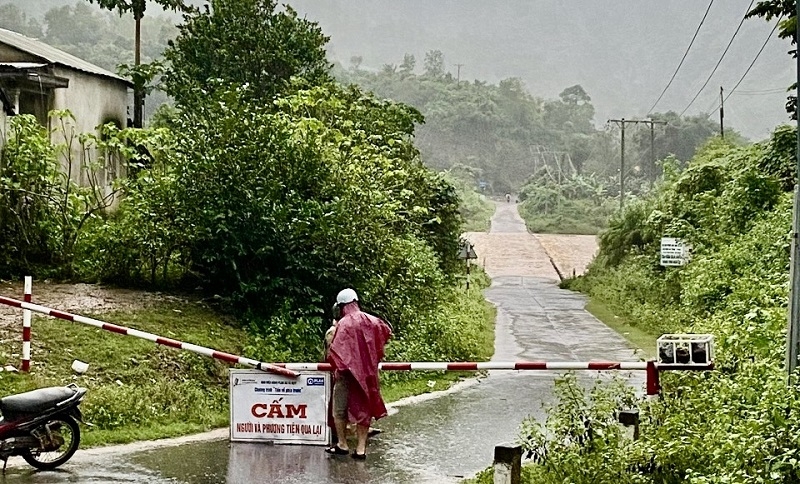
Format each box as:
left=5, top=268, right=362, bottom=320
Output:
left=0, top=27, right=132, bottom=188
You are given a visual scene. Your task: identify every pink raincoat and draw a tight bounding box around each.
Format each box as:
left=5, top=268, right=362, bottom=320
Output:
left=328, top=302, right=392, bottom=426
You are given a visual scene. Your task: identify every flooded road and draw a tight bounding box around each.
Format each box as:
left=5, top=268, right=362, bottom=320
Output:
left=1, top=202, right=643, bottom=484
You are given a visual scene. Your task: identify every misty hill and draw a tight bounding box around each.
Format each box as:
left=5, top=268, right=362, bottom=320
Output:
left=288, top=0, right=792, bottom=141
left=9, top=0, right=792, bottom=141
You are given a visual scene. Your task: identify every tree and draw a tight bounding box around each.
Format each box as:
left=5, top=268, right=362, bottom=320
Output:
left=544, top=85, right=595, bottom=134
left=0, top=4, right=43, bottom=38
left=746, top=2, right=796, bottom=118
left=162, top=0, right=331, bottom=108
left=85, top=0, right=188, bottom=127
left=399, top=53, right=416, bottom=75
left=423, top=50, right=445, bottom=78
left=630, top=111, right=724, bottom=178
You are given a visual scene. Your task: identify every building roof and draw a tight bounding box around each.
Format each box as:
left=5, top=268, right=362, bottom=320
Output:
left=0, top=28, right=132, bottom=87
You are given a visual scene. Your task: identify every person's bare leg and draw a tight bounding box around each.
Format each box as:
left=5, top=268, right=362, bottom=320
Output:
left=334, top=418, right=350, bottom=451
left=355, top=424, right=369, bottom=455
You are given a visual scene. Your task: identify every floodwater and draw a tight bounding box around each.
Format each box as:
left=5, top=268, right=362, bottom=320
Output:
left=1, top=202, right=644, bottom=484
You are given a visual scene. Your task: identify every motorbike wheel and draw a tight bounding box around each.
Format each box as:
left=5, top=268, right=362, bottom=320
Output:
left=21, top=416, right=80, bottom=471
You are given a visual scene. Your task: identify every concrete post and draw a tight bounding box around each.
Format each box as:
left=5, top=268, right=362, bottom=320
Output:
left=493, top=443, right=522, bottom=484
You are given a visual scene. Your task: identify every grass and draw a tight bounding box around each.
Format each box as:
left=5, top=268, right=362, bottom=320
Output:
left=518, top=199, right=613, bottom=235
left=0, top=282, right=498, bottom=449
left=583, top=299, right=658, bottom=359
left=382, top=371, right=479, bottom=403
left=0, top=301, right=242, bottom=447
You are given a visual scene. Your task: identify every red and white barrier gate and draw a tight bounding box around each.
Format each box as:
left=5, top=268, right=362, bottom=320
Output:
left=0, top=294, right=298, bottom=379
left=21, top=276, right=32, bottom=372
left=270, top=360, right=697, bottom=396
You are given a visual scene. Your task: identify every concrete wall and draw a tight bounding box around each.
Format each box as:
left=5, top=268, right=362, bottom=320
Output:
left=0, top=44, right=38, bottom=62
left=52, top=67, right=130, bottom=192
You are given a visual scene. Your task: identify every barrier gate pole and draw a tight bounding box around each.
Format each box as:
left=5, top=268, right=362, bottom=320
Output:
left=21, top=276, right=31, bottom=372
left=0, top=294, right=298, bottom=379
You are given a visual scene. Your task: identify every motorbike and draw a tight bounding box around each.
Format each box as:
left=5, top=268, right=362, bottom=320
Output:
left=0, top=383, right=86, bottom=471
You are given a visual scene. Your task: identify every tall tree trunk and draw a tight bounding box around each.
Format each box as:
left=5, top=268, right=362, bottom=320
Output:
left=133, top=14, right=143, bottom=128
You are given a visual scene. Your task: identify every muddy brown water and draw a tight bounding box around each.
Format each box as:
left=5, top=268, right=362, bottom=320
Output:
left=1, top=202, right=642, bottom=483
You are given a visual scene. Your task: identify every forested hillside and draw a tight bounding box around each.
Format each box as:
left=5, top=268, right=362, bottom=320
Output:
left=495, top=125, right=800, bottom=483
left=1, top=1, right=730, bottom=204
left=0, top=1, right=495, bottom=439
left=339, top=54, right=726, bottom=197
left=290, top=0, right=792, bottom=142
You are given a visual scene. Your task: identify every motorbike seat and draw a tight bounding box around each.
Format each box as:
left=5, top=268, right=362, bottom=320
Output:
left=0, top=387, right=76, bottom=416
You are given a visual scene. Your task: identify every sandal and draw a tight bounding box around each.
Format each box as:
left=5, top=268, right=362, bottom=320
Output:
left=351, top=452, right=367, bottom=460
left=325, top=445, right=350, bottom=455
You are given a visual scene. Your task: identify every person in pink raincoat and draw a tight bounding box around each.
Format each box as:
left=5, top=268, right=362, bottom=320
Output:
left=325, top=288, right=392, bottom=460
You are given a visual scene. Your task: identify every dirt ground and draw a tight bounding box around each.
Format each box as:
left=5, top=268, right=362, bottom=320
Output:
left=0, top=281, right=186, bottom=366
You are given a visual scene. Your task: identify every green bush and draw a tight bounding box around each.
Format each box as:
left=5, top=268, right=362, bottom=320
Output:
left=83, top=379, right=227, bottom=430
left=517, top=172, right=618, bottom=235
left=516, top=127, right=800, bottom=482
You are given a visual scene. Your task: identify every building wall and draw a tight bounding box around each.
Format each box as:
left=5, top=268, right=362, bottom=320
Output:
left=52, top=67, right=130, bottom=191
left=0, top=43, right=38, bottom=62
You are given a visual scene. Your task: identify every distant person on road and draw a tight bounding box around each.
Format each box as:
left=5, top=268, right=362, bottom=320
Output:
left=505, top=193, right=511, bottom=203
left=325, top=288, right=392, bottom=460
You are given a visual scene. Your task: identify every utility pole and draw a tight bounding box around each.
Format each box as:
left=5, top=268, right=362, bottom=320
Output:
left=787, top=0, right=800, bottom=378
left=719, top=86, right=724, bottom=139
left=650, top=122, right=656, bottom=179
left=609, top=118, right=667, bottom=208
left=608, top=118, right=627, bottom=210
left=455, top=63, right=464, bottom=85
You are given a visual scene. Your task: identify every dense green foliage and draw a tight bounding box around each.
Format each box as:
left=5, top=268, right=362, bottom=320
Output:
left=517, top=171, right=617, bottom=234
left=0, top=0, right=488, bottom=373
left=162, top=0, right=331, bottom=107
left=338, top=55, right=726, bottom=197
left=511, top=125, right=800, bottom=482
left=0, top=112, right=148, bottom=278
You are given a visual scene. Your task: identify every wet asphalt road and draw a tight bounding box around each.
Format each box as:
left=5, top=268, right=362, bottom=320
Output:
left=1, top=202, right=642, bottom=484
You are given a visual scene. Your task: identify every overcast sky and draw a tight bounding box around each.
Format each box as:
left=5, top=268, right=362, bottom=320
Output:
left=12, top=0, right=796, bottom=140
left=289, top=0, right=793, bottom=140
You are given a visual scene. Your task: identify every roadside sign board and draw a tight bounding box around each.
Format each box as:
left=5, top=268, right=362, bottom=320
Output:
left=660, top=237, right=690, bottom=266
left=230, top=369, right=330, bottom=445
left=458, top=240, right=478, bottom=260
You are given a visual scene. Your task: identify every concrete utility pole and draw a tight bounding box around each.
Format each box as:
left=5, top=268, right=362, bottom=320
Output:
left=787, top=1, right=800, bottom=378
left=608, top=118, right=667, bottom=209
left=454, top=63, right=465, bottom=85
left=608, top=118, right=626, bottom=210
left=719, top=86, right=725, bottom=139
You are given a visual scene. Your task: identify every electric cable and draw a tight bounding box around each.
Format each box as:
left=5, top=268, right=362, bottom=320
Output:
left=680, top=0, right=756, bottom=116
left=706, top=16, right=782, bottom=116
left=732, top=87, right=788, bottom=94
left=647, top=0, right=715, bottom=115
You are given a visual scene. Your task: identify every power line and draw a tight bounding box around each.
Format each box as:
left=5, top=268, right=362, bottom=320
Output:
left=680, top=0, right=755, bottom=117
left=707, top=17, right=782, bottom=116
left=733, top=87, right=788, bottom=94
left=647, top=0, right=715, bottom=115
